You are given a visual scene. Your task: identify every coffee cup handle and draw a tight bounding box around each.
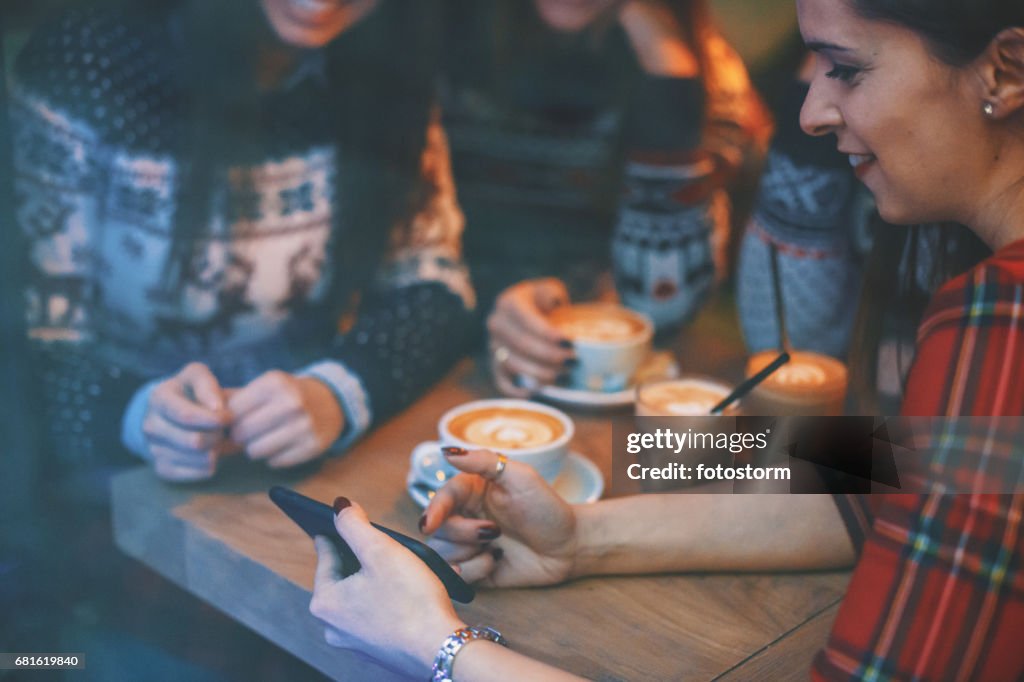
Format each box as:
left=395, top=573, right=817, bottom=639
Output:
left=410, top=440, right=442, bottom=471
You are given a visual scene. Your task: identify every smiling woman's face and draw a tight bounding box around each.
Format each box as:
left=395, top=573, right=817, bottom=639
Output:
left=797, top=0, right=991, bottom=225
left=260, top=0, right=379, bottom=48
left=532, top=0, right=621, bottom=33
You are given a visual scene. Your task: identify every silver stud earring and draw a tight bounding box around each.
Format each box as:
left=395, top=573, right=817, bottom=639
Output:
left=983, top=101, right=995, bottom=117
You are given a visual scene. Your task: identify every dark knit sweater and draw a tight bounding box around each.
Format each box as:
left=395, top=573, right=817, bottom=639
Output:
left=12, top=6, right=475, bottom=480
left=440, top=0, right=765, bottom=327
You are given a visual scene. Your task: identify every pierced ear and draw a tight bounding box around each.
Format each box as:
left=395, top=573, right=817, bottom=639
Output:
left=980, top=27, right=1024, bottom=120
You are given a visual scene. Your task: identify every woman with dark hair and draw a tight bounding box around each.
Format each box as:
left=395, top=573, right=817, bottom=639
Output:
left=12, top=0, right=475, bottom=489
left=440, top=0, right=770, bottom=395
left=736, top=52, right=991, bottom=413
left=304, top=0, right=1024, bottom=679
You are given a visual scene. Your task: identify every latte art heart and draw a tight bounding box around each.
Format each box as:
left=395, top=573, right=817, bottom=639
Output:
left=637, top=380, right=732, bottom=416
left=464, top=418, right=556, bottom=449
left=772, top=363, right=827, bottom=387
left=557, top=318, right=637, bottom=342
left=548, top=303, right=649, bottom=343
left=448, top=407, right=566, bottom=449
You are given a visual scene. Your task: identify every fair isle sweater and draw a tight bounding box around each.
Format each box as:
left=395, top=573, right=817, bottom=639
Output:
left=441, top=0, right=767, bottom=327
left=12, top=7, right=475, bottom=476
left=737, top=80, right=872, bottom=358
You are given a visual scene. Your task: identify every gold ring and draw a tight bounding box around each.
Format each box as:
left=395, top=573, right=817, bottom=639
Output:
left=494, top=346, right=511, bottom=365
left=494, top=453, right=508, bottom=480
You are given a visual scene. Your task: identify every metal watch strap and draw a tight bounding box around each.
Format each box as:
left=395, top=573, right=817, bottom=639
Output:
left=430, top=626, right=508, bottom=682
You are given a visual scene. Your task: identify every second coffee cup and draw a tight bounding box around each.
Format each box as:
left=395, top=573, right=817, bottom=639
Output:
left=549, top=303, right=654, bottom=393
left=438, top=399, right=574, bottom=483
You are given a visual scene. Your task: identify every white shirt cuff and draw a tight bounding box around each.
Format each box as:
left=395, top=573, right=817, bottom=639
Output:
left=120, top=378, right=163, bottom=460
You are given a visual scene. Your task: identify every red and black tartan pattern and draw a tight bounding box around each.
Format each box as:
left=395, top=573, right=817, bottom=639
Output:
left=814, top=239, right=1024, bottom=681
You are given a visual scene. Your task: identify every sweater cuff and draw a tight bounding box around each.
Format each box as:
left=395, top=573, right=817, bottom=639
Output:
left=120, top=378, right=162, bottom=460
left=298, top=360, right=373, bottom=454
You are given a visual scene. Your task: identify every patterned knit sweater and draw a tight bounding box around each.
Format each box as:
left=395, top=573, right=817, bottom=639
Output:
left=440, top=0, right=767, bottom=327
left=12, top=6, right=475, bottom=480
left=737, top=79, right=873, bottom=358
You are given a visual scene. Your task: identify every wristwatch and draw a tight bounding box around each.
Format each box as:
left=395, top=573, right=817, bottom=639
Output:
left=430, top=625, right=508, bottom=682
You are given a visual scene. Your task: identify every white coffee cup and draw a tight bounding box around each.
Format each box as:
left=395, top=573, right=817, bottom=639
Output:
left=550, top=303, right=654, bottom=393
left=412, top=399, right=574, bottom=484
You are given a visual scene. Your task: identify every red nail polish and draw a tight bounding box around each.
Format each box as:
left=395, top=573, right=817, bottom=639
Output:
left=332, top=496, right=351, bottom=515
left=491, top=547, right=504, bottom=562
left=418, top=514, right=427, bottom=533
left=442, top=446, right=467, bottom=456
left=478, top=525, right=501, bottom=541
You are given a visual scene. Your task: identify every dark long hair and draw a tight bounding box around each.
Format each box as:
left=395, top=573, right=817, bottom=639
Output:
left=851, top=0, right=1024, bottom=67
left=468, top=0, right=716, bottom=114
left=846, top=0, right=1023, bottom=411
left=167, top=0, right=439, bottom=316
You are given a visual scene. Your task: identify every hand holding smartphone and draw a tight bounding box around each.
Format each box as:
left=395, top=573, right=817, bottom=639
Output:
left=268, top=486, right=475, bottom=603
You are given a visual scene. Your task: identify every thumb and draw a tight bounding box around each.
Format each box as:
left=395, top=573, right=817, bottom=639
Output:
left=180, top=362, right=225, bottom=412
left=331, top=498, right=388, bottom=567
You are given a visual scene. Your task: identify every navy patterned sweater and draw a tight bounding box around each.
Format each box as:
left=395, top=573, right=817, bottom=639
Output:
left=12, top=6, right=475, bottom=482
left=440, top=0, right=768, bottom=327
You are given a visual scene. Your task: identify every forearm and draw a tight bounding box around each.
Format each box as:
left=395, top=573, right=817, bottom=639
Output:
left=571, top=494, right=854, bottom=578
left=453, top=641, right=586, bottom=682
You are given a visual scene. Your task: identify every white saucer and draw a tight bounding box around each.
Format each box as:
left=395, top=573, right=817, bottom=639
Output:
left=406, top=451, right=604, bottom=509
left=536, top=383, right=636, bottom=408
left=536, top=351, right=679, bottom=409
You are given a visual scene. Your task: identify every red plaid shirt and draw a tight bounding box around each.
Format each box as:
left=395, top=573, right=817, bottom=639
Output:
left=813, top=238, right=1024, bottom=681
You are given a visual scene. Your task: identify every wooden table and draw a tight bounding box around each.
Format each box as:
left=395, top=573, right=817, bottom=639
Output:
left=111, top=298, right=850, bottom=681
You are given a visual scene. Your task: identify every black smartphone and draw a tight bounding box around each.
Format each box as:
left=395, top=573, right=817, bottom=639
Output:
left=268, top=486, right=475, bottom=603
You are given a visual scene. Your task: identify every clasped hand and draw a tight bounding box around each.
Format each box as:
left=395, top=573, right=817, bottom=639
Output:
left=141, top=362, right=344, bottom=481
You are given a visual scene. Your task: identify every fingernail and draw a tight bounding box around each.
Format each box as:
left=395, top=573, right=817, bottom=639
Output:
left=332, top=496, right=351, bottom=515
left=563, top=357, right=579, bottom=368
left=558, top=339, right=574, bottom=350
left=443, top=446, right=467, bottom=457
left=418, top=514, right=427, bottom=533
left=491, top=547, right=504, bottom=562
left=478, top=525, right=501, bottom=541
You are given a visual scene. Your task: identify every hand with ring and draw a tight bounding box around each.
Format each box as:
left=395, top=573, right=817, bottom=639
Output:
left=487, top=278, right=576, bottom=397
left=420, top=448, right=578, bottom=587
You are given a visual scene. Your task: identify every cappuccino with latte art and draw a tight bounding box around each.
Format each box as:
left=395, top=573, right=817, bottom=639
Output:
left=447, top=407, right=565, bottom=449
left=549, top=304, right=649, bottom=343
left=438, top=399, right=574, bottom=482
left=548, top=303, right=653, bottom=392
left=744, top=350, right=848, bottom=416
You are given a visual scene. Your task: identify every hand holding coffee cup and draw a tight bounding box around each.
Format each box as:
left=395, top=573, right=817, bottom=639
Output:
left=487, top=278, right=576, bottom=398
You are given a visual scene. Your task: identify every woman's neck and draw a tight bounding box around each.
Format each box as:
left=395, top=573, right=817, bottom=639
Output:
left=972, top=178, right=1024, bottom=252
left=967, top=137, right=1024, bottom=252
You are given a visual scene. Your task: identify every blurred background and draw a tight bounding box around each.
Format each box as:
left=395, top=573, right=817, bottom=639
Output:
left=0, top=1, right=799, bottom=679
